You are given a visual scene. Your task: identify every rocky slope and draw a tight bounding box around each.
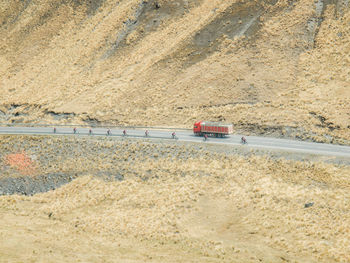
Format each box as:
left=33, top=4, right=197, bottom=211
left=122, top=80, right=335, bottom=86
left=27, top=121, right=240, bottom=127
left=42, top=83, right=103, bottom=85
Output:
left=0, top=0, right=349, bottom=143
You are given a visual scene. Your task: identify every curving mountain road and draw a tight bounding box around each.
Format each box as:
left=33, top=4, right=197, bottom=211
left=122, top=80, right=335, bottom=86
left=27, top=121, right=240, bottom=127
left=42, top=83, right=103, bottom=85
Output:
left=0, top=126, right=350, bottom=158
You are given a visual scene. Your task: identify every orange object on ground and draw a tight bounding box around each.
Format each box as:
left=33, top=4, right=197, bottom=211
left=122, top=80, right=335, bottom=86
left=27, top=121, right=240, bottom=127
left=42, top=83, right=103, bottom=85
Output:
left=4, top=151, right=37, bottom=175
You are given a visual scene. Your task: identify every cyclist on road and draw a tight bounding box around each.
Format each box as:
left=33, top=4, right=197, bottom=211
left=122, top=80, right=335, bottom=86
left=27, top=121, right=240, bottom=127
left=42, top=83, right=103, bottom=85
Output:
left=107, top=129, right=111, bottom=135
left=53, top=127, right=56, bottom=133
left=145, top=130, right=149, bottom=137
left=123, top=130, right=127, bottom=136
left=89, top=129, right=92, bottom=135
left=204, top=134, right=208, bottom=141
left=172, top=132, right=176, bottom=139
left=73, top=127, right=77, bottom=134
left=241, top=136, right=247, bottom=144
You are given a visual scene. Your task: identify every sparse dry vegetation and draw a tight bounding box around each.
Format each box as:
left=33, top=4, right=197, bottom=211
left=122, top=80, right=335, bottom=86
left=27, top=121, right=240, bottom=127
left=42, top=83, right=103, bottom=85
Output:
left=1, top=0, right=350, bottom=261
left=0, top=135, right=350, bottom=262
left=0, top=0, right=349, bottom=143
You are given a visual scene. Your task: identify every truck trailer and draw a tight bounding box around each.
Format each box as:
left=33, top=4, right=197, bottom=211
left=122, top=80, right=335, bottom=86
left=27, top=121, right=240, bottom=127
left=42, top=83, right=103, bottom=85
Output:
left=193, top=121, right=233, bottom=137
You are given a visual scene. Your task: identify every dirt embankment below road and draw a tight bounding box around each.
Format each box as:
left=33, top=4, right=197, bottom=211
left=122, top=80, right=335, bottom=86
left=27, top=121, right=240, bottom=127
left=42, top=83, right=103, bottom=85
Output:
left=0, top=135, right=350, bottom=262
left=0, top=0, right=349, bottom=144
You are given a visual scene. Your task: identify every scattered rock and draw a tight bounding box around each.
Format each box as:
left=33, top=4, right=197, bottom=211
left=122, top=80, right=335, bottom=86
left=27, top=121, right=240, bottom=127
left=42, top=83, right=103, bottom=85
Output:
left=154, top=2, right=161, bottom=9
left=304, top=202, right=314, bottom=208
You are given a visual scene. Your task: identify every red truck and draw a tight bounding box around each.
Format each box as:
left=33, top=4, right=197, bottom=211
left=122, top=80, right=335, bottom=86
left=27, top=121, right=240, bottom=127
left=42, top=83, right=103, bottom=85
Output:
left=193, top=121, right=233, bottom=137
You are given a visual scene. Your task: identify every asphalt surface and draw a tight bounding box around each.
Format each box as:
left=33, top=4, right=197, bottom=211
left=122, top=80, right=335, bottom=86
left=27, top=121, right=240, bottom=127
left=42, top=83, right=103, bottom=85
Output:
left=0, top=126, right=350, bottom=158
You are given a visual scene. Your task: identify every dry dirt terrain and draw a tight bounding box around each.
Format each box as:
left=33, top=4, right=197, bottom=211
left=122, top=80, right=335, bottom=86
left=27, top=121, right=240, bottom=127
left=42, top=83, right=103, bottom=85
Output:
left=0, top=135, right=350, bottom=262
left=1, top=1, right=350, bottom=262
left=0, top=0, right=349, bottom=143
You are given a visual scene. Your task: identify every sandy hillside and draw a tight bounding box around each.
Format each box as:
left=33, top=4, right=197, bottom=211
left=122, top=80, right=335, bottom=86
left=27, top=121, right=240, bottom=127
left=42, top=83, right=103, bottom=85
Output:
left=0, top=135, right=349, bottom=262
left=0, top=0, right=349, bottom=143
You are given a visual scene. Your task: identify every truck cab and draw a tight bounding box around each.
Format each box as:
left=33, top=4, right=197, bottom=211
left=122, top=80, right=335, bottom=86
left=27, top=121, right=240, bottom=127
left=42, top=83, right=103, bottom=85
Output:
left=193, top=121, right=202, bottom=135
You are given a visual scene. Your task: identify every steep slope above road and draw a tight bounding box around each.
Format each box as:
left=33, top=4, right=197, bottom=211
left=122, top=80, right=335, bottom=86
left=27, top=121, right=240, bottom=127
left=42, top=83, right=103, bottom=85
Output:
left=0, top=0, right=349, bottom=144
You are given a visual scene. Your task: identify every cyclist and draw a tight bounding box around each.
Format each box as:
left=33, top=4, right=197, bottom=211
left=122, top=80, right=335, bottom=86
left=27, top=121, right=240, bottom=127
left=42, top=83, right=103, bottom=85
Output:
left=89, top=128, right=92, bottom=135
left=172, top=132, right=176, bottom=139
left=107, top=128, right=111, bottom=135
left=204, top=134, right=208, bottom=141
left=123, top=130, right=127, bottom=136
left=241, top=136, right=247, bottom=144
left=73, top=127, right=77, bottom=134
left=53, top=127, right=56, bottom=133
left=145, top=130, right=149, bottom=137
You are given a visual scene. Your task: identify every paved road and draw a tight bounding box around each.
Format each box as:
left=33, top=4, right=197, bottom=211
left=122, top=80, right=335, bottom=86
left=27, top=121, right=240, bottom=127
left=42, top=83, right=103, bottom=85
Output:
left=0, top=126, right=350, bottom=158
